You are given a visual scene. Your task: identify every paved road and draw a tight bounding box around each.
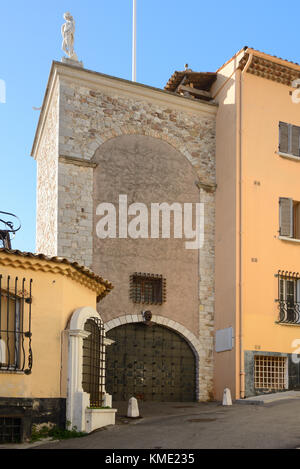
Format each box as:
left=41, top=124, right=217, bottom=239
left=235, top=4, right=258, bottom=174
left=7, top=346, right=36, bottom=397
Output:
left=30, top=399, right=300, bottom=450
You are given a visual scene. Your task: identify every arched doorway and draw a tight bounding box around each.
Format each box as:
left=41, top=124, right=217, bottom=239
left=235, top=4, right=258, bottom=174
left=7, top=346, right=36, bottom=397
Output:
left=106, top=323, right=196, bottom=402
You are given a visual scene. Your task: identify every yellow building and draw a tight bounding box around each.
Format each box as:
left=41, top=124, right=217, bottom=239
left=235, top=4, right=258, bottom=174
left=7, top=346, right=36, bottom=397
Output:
left=0, top=248, right=115, bottom=442
left=212, top=48, right=300, bottom=400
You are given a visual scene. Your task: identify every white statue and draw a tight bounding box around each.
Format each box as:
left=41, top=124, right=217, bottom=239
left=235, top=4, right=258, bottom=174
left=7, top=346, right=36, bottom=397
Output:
left=61, top=12, right=78, bottom=61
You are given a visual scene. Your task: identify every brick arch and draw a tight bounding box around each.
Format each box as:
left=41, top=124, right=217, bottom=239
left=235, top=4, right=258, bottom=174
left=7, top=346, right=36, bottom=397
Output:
left=104, top=314, right=202, bottom=399
left=89, top=125, right=197, bottom=171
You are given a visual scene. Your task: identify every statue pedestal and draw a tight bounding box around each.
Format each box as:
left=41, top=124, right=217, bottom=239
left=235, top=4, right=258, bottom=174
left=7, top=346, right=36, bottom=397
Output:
left=61, top=57, right=84, bottom=68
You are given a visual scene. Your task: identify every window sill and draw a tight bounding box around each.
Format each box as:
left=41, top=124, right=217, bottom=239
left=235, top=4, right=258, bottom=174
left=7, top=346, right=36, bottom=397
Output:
left=277, top=151, right=300, bottom=161
left=275, top=321, right=300, bottom=327
left=0, top=369, right=24, bottom=374
left=278, top=236, right=300, bottom=243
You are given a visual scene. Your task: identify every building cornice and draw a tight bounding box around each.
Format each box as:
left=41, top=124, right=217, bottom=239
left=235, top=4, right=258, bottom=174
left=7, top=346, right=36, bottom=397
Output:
left=31, top=61, right=218, bottom=160
left=0, top=249, right=113, bottom=299
left=59, top=155, right=98, bottom=168
left=239, top=49, right=300, bottom=86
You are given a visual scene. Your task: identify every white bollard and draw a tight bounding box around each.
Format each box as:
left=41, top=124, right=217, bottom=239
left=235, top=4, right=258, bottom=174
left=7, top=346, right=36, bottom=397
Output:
left=103, top=393, right=112, bottom=408
left=222, top=388, right=232, bottom=406
left=127, top=397, right=139, bottom=418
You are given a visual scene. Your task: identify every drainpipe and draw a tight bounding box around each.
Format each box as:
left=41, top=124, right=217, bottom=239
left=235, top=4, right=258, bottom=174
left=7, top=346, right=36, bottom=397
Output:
left=238, top=53, right=253, bottom=399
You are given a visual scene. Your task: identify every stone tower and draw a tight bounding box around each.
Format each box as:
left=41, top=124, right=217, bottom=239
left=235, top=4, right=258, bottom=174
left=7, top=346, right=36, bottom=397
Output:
left=31, top=61, right=216, bottom=401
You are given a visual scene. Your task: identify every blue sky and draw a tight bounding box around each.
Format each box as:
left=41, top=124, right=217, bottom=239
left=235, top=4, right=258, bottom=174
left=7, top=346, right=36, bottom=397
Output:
left=1, top=0, right=299, bottom=252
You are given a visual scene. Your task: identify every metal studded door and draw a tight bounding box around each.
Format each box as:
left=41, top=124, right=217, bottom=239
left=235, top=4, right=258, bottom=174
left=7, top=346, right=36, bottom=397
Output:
left=106, top=323, right=196, bottom=402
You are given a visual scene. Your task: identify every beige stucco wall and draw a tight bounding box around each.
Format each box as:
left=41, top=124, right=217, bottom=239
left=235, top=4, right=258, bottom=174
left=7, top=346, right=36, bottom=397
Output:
left=213, top=50, right=300, bottom=399
left=211, top=54, right=242, bottom=399
left=92, top=134, right=200, bottom=334
left=0, top=253, right=99, bottom=399
left=241, top=71, right=300, bottom=355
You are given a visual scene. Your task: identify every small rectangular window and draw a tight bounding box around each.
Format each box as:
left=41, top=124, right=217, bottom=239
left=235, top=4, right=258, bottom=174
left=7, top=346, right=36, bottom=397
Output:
left=130, top=273, right=166, bottom=305
left=254, top=356, right=287, bottom=390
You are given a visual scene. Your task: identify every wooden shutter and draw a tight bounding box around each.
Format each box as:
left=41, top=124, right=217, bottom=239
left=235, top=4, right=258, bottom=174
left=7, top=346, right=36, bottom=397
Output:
left=279, top=122, right=289, bottom=153
left=279, top=197, right=293, bottom=237
left=291, top=125, right=300, bottom=157
left=297, top=279, right=300, bottom=303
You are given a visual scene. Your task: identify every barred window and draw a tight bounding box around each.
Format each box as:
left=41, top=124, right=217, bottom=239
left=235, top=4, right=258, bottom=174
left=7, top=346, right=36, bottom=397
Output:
left=0, top=275, right=32, bottom=373
left=254, top=355, right=287, bottom=390
left=277, top=270, right=300, bottom=324
left=130, top=273, right=166, bottom=305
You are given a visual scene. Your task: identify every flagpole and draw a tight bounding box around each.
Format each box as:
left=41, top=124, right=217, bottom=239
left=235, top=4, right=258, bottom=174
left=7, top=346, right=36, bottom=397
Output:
left=132, top=0, right=137, bottom=82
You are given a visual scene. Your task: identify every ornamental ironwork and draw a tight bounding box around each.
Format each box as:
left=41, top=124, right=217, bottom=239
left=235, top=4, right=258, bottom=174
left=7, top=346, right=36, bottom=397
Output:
left=0, top=212, right=21, bottom=249
left=276, top=270, right=300, bottom=324
left=0, top=274, right=33, bottom=373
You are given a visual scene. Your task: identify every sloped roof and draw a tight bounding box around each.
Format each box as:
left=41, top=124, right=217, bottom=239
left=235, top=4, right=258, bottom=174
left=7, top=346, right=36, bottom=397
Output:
left=165, top=71, right=217, bottom=93
left=0, top=248, right=113, bottom=293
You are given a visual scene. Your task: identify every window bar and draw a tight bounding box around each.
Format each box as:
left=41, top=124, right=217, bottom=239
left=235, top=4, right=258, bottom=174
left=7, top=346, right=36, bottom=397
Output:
left=20, top=278, right=26, bottom=371
left=92, top=320, right=98, bottom=407
left=100, top=319, right=105, bottom=407
left=0, top=275, right=2, bottom=362
left=6, top=275, right=10, bottom=370
left=25, top=279, right=33, bottom=374
left=14, top=277, right=18, bottom=371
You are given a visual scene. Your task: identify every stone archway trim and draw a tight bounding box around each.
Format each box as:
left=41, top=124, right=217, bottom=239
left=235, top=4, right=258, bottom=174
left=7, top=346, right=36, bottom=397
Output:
left=89, top=125, right=197, bottom=171
left=104, top=314, right=201, bottom=365
left=69, top=306, right=103, bottom=331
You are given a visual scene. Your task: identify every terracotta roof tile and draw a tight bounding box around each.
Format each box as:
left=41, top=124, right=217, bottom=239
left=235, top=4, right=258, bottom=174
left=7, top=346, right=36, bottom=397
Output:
left=0, top=248, right=113, bottom=292
left=165, top=71, right=217, bottom=93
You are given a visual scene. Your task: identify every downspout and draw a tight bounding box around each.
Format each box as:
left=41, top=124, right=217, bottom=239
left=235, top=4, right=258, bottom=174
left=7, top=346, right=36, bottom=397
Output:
left=238, top=53, right=253, bottom=399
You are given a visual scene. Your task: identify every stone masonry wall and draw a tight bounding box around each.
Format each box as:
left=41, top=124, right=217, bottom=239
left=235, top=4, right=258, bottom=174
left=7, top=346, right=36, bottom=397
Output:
left=35, top=67, right=216, bottom=400
left=36, top=83, right=59, bottom=257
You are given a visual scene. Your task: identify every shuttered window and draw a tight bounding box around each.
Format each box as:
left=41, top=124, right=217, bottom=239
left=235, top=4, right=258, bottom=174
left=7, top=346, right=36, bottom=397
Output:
left=279, top=198, right=300, bottom=239
left=279, top=122, right=300, bottom=157
left=279, top=122, right=289, bottom=154
left=292, top=126, right=300, bottom=156
left=279, top=197, right=293, bottom=237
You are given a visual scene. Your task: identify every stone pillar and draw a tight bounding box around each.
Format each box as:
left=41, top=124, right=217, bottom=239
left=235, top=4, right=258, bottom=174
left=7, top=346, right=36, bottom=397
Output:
left=198, top=186, right=215, bottom=400
left=66, top=329, right=91, bottom=432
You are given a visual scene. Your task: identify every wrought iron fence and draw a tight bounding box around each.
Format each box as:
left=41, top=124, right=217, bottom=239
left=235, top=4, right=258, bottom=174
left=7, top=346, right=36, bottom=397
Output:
left=82, top=316, right=105, bottom=408
left=0, top=274, right=33, bottom=373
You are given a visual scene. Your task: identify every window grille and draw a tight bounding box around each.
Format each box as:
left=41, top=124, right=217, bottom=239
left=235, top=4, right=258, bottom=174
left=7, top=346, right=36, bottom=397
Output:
left=0, top=274, right=32, bottom=373
left=130, top=273, right=166, bottom=305
left=0, top=417, right=22, bottom=443
left=276, top=270, right=300, bottom=324
left=82, top=317, right=105, bottom=408
left=254, top=355, right=287, bottom=390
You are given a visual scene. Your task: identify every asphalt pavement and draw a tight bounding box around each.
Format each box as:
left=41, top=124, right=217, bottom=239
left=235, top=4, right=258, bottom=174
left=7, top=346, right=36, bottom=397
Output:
left=19, top=398, right=300, bottom=450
